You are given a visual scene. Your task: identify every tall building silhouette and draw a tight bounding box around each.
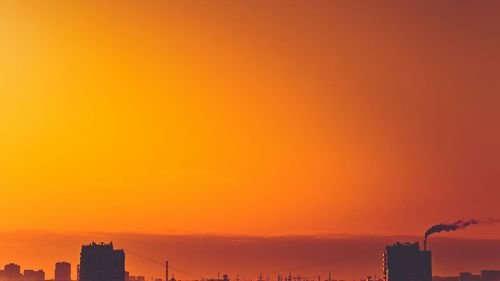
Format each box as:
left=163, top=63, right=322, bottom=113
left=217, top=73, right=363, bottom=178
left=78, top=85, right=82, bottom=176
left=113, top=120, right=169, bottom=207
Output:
left=79, top=242, right=125, bottom=281
left=383, top=242, right=431, bottom=281
left=55, top=262, right=71, bottom=281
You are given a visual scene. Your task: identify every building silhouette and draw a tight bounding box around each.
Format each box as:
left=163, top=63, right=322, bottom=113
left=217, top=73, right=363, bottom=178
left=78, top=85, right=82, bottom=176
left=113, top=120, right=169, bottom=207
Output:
left=79, top=242, right=125, bottom=281
left=383, top=242, right=431, bottom=281
left=55, top=262, right=71, bottom=281
left=481, top=271, right=500, bottom=281
left=1, top=264, right=22, bottom=281
left=460, top=273, right=481, bottom=281
left=23, top=270, right=45, bottom=281
left=0, top=264, right=45, bottom=281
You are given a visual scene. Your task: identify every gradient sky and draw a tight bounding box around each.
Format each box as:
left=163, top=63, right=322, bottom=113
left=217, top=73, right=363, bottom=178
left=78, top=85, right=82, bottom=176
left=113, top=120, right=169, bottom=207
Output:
left=1, top=0, right=500, bottom=238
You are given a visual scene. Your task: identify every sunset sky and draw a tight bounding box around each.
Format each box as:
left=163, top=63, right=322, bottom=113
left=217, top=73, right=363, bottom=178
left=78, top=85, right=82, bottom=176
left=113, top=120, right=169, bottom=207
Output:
left=1, top=0, right=500, bottom=260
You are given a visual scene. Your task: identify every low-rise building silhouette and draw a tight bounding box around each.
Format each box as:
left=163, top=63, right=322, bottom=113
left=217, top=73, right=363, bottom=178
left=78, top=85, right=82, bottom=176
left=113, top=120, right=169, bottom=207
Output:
left=23, top=270, right=45, bottom=281
left=0, top=264, right=44, bottom=281
left=481, top=271, right=500, bottom=281
left=1, top=264, right=22, bottom=281
left=460, top=272, right=481, bottom=281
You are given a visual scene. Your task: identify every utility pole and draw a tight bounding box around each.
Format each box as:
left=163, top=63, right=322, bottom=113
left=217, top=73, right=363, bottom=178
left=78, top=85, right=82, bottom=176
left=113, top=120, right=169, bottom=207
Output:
left=165, top=258, right=169, bottom=281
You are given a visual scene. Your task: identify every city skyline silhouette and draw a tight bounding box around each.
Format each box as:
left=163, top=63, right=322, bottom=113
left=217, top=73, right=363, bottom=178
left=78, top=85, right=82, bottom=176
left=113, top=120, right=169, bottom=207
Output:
left=2, top=231, right=500, bottom=281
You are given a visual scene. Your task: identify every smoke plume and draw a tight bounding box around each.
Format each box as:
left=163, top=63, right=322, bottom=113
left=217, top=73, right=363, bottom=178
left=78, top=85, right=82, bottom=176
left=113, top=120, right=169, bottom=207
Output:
left=425, top=218, right=500, bottom=239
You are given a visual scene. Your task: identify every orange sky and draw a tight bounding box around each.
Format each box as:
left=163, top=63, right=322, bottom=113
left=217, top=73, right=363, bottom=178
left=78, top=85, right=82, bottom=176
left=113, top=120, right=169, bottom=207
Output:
left=1, top=0, right=500, bottom=239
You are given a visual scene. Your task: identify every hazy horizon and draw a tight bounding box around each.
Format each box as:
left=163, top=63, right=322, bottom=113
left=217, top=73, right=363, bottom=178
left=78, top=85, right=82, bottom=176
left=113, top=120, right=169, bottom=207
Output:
left=2, top=231, right=500, bottom=281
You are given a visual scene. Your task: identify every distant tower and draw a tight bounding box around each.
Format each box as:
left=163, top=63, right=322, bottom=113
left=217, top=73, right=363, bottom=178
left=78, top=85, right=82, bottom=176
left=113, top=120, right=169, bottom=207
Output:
left=165, top=258, right=168, bottom=281
left=55, top=262, right=71, bottom=281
